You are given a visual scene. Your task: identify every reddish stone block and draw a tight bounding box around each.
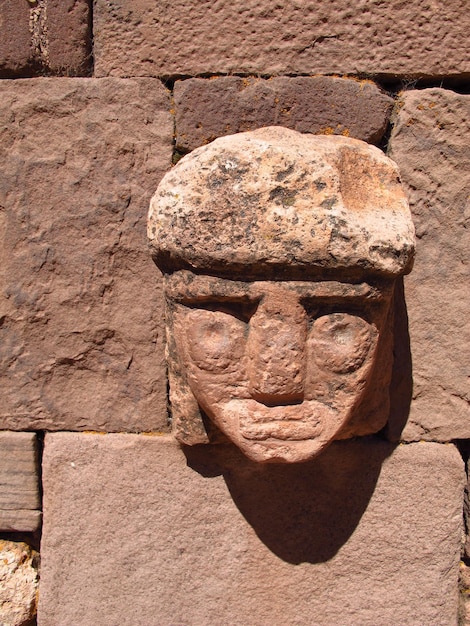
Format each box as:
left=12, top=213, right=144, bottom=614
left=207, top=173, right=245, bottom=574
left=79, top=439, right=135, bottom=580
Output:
left=46, top=0, right=92, bottom=75
left=39, top=433, right=464, bottom=625
left=0, top=0, right=91, bottom=77
left=94, top=0, right=470, bottom=78
left=0, top=0, right=34, bottom=76
left=174, top=76, right=394, bottom=151
left=0, top=432, right=40, bottom=532
left=388, top=88, right=470, bottom=441
left=0, top=78, right=173, bottom=432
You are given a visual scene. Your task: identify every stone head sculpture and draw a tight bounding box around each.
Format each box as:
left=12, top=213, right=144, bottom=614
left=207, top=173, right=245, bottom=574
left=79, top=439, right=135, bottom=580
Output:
left=148, top=127, right=415, bottom=463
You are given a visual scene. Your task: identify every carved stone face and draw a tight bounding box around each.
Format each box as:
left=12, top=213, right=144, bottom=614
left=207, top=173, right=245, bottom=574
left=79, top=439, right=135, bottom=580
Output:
left=166, top=271, right=394, bottom=463
left=148, top=127, right=415, bottom=463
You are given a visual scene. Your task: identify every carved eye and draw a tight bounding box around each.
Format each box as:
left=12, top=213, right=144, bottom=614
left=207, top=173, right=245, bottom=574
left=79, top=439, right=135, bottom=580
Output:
left=309, top=313, right=375, bottom=374
left=185, top=309, right=246, bottom=372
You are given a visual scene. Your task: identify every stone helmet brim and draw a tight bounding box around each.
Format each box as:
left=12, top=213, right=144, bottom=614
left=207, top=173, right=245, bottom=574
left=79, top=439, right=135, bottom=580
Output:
left=148, top=127, right=415, bottom=279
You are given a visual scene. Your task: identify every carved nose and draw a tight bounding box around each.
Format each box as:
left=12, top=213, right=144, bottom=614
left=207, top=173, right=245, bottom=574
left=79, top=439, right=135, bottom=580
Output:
left=246, top=300, right=307, bottom=406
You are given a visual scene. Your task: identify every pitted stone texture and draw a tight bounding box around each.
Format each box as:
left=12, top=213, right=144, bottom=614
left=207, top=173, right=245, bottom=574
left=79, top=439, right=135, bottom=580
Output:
left=0, top=432, right=40, bottom=532
left=149, top=127, right=415, bottom=278
left=93, top=0, right=470, bottom=78
left=165, top=272, right=395, bottom=463
left=40, top=433, right=463, bottom=625
left=0, top=540, right=38, bottom=626
left=0, top=79, right=173, bottom=432
left=174, top=76, right=394, bottom=152
left=389, top=89, right=470, bottom=441
left=0, top=0, right=91, bottom=77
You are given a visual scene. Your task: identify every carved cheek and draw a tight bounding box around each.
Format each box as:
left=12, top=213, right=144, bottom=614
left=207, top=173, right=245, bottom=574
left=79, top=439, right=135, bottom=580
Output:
left=185, top=309, right=247, bottom=373
left=308, top=313, right=377, bottom=376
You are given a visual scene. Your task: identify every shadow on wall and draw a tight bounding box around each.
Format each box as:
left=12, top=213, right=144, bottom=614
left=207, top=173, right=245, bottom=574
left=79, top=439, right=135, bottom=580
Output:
left=386, top=277, right=413, bottom=441
left=184, top=437, right=397, bottom=565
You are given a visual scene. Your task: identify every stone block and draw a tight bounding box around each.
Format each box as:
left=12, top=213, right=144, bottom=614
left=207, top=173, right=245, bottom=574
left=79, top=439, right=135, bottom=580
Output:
left=0, top=0, right=32, bottom=76
left=0, top=78, right=173, bottom=432
left=0, top=432, right=40, bottom=532
left=46, top=0, right=92, bottom=75
left=93, top=0, right=470, bottom=78
left=0, top=540, right=39, bottom=626
left=0, top=0, right=91, bottom=77
left=174, top=76, right=394, bottom=151
left=39, top=433, right=463, bottom=625
left=388, top=88, right=470, bottom=441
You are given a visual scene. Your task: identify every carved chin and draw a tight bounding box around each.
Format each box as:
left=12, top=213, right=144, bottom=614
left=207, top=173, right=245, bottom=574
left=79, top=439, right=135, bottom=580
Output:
left=210, top=399, right=350, bottom=463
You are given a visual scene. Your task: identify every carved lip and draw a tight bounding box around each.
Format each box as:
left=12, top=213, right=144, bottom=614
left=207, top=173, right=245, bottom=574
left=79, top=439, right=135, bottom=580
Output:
left=224, top=399, right=326, bottom=441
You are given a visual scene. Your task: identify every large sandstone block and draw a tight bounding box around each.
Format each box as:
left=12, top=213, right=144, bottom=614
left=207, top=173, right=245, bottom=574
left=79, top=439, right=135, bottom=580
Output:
left=39, top=433, right=464, bottom=625
left=388, top=88, right=470, bottom=441
left=93, top=0, right=470, bottom=78
left=0, top=78, right=173, bottom=432
left=0, top=432, right=40, bottom=532
left=175, top=76, right=394, bottom=151
left=0, top=0, right=91, bottom=77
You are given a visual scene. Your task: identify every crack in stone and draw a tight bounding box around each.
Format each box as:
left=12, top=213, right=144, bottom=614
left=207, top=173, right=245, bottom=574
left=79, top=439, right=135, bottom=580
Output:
left=29, top=0, right=49, bottom=67
left=297, top=34, right=342, bottom=54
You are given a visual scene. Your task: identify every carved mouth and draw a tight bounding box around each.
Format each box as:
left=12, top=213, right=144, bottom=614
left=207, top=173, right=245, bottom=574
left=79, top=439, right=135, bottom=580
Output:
left=240, top=420, right=322, bottom=441
left=225, top=399, right=326, bottom=441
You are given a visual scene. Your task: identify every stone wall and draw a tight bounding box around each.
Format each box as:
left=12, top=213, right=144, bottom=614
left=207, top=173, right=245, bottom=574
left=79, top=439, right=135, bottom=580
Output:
left=0, top=2, right=469, bottom=624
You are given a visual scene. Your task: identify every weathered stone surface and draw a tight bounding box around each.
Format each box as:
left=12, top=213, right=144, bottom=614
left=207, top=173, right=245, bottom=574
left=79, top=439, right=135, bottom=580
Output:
left=93, top=0, right=470, bottom=78
left=0, top=0, right=32, bottom=76
left=0, top=540, right=38, bottom=626
left=174, top=76, right=394, bottom=152
left=46, top=0, right=92, bottom=75
left=150, top=129, right=415, bottom=461
left=0, top=432, right=40, bottom=532
left=150, top=129, right=415, bottom=462
left=388, top=88, right=470, bottom=441
left=0, top=0, right=91, bottom=77
left=0, top=78, right=173, bottom=432
left=40, top=433, right=463, bottom=625
left=149, top=127, right=415, bottom=278
left=461, top=562, right=470, bottom=626
left=166, top=273, right=395, bottom=462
